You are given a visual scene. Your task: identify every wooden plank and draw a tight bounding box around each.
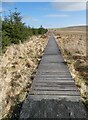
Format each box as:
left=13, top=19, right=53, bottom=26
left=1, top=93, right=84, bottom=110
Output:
left=33, top=86, right=78, bottom=91
left=32, top=82, right=76, bottom=86
left=35, top=76, right=73, bottom=79
left=37, top=70, right=69, bottom=72
left=34, top=80, right=74, bottom=83
left=29, top=95, right=81, bottom=101
left=36, top=72, right=71, bottom=75
left=30, top=90, right=80, bottom=95
left=33, top=84, right=76, bottom=87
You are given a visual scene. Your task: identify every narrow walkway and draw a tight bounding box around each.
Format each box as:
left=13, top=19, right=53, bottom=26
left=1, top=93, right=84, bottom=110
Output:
left=20, top=36, right=87, bottom=119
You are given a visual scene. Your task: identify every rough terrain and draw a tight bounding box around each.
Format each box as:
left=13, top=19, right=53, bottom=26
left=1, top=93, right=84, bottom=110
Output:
left=0, top=35, right=48, bottom=119
left=50, top=27, right=88, bottom=104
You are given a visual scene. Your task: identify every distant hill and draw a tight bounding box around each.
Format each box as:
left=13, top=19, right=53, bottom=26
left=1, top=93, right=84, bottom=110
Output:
left=49, top=26, right=86, bottom=31
left=62, top=26, right=86, bottom=31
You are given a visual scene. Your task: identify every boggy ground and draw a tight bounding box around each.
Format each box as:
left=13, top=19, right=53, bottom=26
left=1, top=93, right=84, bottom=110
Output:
left=51, top=27, right=88, bottom=106
left=0, top=35, right=48, bottom=119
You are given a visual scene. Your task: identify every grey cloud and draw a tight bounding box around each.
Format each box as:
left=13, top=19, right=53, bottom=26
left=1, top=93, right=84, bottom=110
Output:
left=52, top=2, right=86, bottom=11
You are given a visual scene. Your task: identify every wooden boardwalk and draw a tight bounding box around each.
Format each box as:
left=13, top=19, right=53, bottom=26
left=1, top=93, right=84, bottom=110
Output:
left=20, top=36, right=87, bottom=119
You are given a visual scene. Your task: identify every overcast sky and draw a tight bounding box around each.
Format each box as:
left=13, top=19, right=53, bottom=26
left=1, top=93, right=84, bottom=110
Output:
left=1, top=2, right=87, bottom=28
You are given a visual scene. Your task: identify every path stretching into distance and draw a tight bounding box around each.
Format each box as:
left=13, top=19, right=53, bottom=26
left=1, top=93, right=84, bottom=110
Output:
left=20, top=35, right=87, bottom=119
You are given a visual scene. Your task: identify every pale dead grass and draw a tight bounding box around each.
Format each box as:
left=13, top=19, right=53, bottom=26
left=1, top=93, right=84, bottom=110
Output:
left=0, top=35, right=48, bottom=119
left=52, top=29, right=88, bottom=103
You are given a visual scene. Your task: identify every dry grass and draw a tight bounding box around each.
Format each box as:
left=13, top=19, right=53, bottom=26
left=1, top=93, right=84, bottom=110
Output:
left=0, top=35, right=48, bottom=119
left=51, top=28, right=88, bottom=104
